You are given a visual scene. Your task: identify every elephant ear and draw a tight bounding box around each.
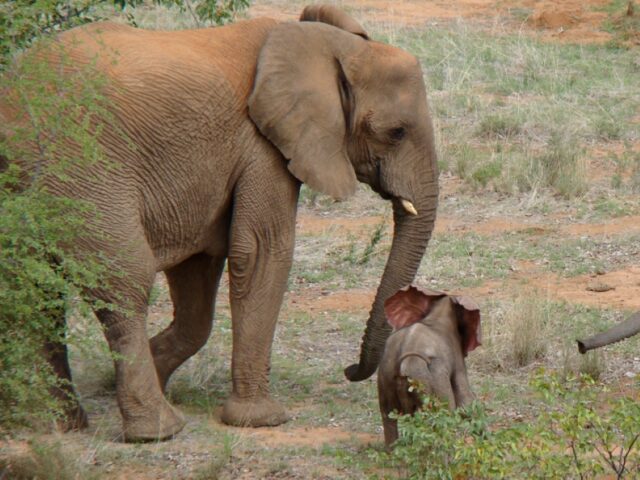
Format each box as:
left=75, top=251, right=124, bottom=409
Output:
left=451, top=296, right=482, bottom=356
left=384, top=286, right=447, bottom=331
left=299, top=4, right=369, bottom=39
left=249, top=22, right=365, bottom=200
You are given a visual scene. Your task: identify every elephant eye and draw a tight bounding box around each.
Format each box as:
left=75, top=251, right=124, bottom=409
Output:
left=388, top=126, right=406, bottom=142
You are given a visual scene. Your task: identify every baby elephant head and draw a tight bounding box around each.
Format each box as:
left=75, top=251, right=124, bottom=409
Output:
left=384, top=285, right=482, bottom=357
left=377, top=285, right=482, bottom=446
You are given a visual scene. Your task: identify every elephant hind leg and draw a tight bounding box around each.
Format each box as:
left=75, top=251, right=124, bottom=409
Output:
left=96, top=247, right=185, bottom=442
left=44, top=314, right=89, bottom=431
left=150, top=253, right=225, bottom=391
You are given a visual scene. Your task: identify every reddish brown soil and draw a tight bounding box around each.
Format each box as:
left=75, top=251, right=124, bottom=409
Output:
left=298, top=212, right=640, bottom=239
left=294, top=205, right=640, bottom=313
left=288, top=287, right=375, bottom=313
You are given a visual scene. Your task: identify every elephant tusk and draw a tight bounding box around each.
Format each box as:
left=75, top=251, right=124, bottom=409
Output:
left=401, top=199, right=418, bottom=216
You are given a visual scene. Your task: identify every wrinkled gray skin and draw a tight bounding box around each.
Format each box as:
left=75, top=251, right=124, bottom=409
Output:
left=377, top=287, right=481, bottom=446
left=1, top=5, right=438, bottom=442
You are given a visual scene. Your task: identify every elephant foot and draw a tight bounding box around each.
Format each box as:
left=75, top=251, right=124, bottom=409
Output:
left=122, top=402, right=186, bottom=443
left=57, top=404, right=89, bottom=432
left=221, top=394, right=289, bottom=427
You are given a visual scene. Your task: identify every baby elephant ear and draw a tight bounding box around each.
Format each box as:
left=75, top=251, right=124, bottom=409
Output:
left=451, top=296, right=482, bottom=356
left=384, top=286, right=446, bottom=330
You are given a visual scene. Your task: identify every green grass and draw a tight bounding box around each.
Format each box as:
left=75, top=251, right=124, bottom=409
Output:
left=382, top=24, right=640, bottom=198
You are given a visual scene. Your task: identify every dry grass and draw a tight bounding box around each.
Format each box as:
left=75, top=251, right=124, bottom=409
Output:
left=471, top=296, right=550, bottom=371
left=0, top=441, right=100, bottom=480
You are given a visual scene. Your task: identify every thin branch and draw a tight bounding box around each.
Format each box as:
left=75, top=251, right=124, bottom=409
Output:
left=183, top=0, right=202, bottom=28
left=619, top=433, right=640, bottom=478
left=570, top=439, right=585, bottom=480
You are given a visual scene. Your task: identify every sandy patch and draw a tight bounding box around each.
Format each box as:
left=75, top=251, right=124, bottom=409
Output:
left=242, top=426, right=378, bottom=448
left=288, top=288, right=375, bottom=312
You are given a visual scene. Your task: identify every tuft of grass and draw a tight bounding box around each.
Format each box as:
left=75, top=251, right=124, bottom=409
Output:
left=472, top=159, right=503, bottom=187
left=507, top=296, right=549, bottom=368
left=475, top=114, right=522, bottom=138
left=594, top=117, right=624, bottom=140
left=610, top=144, right=640, bottom=192
left=192, top=433, right=237, bottom=480
left=578, top=350, right=606, bottom=381
left=537, top=131, right=587, bottom=199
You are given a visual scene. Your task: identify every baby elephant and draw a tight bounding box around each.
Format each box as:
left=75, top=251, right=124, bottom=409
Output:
left=377, top=285, right=482, bottom=446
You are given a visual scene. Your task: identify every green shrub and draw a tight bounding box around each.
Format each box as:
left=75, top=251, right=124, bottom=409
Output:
left=375, top=371, right=640, bottom=479
left=0, top=22, right=113, bottom=429
left=0, top=0, right=252, bottom=67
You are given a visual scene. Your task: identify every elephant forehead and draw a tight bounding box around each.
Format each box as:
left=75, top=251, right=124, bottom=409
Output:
left=389, top=323, right=437, bottom=348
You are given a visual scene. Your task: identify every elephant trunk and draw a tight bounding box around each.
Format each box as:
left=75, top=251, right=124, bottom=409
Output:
left=577, top=311, right=640, bottom=354
left=344, top=180, right=438, bottom=381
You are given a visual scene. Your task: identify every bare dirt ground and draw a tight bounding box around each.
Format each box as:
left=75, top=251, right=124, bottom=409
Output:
left=1, top=1, right=639, bottom=478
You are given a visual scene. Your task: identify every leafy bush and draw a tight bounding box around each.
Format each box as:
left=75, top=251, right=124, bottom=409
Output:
left=374, top=371, right=640, bottom=479
left=0, top=10, right=113, bottom=429
left=0, top=2, right=120, bottom=426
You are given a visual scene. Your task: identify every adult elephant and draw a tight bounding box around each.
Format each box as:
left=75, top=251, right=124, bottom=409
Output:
left=1, top=5, right=439, bottom=441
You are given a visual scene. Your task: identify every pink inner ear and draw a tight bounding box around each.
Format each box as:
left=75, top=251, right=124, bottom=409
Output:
left=384, top=286, right=440, bottom=330
left=453, top=296, right=482, bottom=355
left=463, top=312, right=481, bottom=354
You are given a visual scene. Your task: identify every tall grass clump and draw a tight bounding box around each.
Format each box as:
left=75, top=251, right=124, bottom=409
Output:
left=507, top=296, right=549, bottom=367
left=537, top=131, right=587, bottom=199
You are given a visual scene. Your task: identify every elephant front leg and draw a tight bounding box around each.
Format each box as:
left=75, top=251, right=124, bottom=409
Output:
left=220, top=174, right=298, bottom=427
left=221, top=241, right=294, bottom=427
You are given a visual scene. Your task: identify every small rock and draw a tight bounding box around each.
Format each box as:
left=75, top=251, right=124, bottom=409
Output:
left=586, top=282, right=615, bottom=293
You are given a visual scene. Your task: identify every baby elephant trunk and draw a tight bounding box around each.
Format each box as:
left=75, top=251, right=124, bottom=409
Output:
left=577, top=311, right=640, bottom=354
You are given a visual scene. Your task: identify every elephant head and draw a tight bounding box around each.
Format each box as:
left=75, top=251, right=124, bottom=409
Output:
left=249, top=8, right=439, bottom=381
